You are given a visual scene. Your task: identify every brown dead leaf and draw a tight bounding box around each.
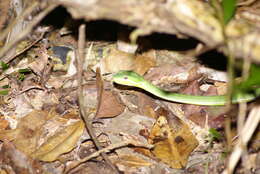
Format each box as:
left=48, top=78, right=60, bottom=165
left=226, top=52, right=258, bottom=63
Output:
left=0, top=116, right=9, bottom=130
left=102, top=48, right=135, bottom=73
left=0, top=110, right=85, bottom=162
left=0, top=110, right=50, bottom=155
left=96, top=90, right=125, bottom=118
left=96, top=67, right=125, bottom=118
left=145, top=62, right=200, bottom=86
left=31, top=119, right=84, bottom=161
left=140, top=49, right=156, bottom=59
left=69, top=161, right=116, bottom=174
left=134, top=147, right=154, bottom=159
left=215, top=81, right=227, bottom=95
left=182, top=81, right=229, bottom=128
left=46, top=75, right=69, bottom=89
left=135, top=92, right=159, bottom=118
left=0, top=141, right=45, bottom=174
left=28, top=46, right=49, bottom=75
left=115, top=154, right=152, bottom=168
left=181, top=79, right=202, bottom=95
left=183, top=104, right=207, bottom=127
left=118, top=89, right=159, bottom=118
left=101, top=47, right=156, bottom=75
left=134, top=54, right=156, bottom=75
left=148, top=116, right=198, bottom=169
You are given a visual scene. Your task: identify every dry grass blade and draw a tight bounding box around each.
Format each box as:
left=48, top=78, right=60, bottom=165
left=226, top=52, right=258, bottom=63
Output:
left=95, top=68, right=104, bottom=117
left=222, top=105, right=260, bottom=174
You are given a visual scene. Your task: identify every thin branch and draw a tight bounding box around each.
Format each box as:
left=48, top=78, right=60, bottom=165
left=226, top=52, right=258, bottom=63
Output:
left=64, top=139, right=153, bottom=173
left=76, top=24, right=119, bottom=173
left=4, top=32, right=45, bottom=64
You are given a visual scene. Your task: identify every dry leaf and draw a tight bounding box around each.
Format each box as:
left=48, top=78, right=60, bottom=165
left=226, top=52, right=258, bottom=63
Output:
left=28, top=46, right=49, bottom=75
left=134, top=55, right=156, bottom=75
left=133, top=91, right=158, bottom=118
left=96, top=90, right=125, bottom=118
left=134, top=147, right=154, bottom=159
left=115, top=154, right=152, bottom=168
left=0, top=141, right=46, bottom=174
left=0, top=110, right=85, bottom=162
left=102, top=48, right=135, bottom=73
left=95, top=68, right=125, bottom=118
left=215, top=81, right=227, bottom=95
left=0, top=110, right=49, bottom=155
left=70, top=161, right=116, bottom=174
left=182, top=81, right=229, bottom=128
left=31, top=119, right=84, bottom=161
left=101, top=47, right=156, bottom=75
left=0, top=116, right=9, bottom=130
left=148, top=116, right=198, bottom=168
left=145, top=62, right=200, bottom=86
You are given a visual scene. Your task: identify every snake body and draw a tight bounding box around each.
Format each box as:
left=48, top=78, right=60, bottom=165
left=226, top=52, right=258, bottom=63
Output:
left=113, top=71, right=259, bottom=106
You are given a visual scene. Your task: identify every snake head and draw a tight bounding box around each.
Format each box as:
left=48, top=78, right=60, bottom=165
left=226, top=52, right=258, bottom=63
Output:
left=112, top=70, right=145, bottom=88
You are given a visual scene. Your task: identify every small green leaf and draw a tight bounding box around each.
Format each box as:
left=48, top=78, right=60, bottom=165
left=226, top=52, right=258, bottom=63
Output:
left=0, top=61, right=9, bottom=70
left=2, top=85, right=10, bottom=89
left=18, top=74, right=25, bottom=81
left=18, top=68, right=31, bottom=74
left=17, top=68, right=31, bottom=81
left=235, top=64, right=260, bottom=92
left=222, top=0, right=237, bottom=24
left=0, top=90, right=9, bottom=95
left=209, top=128, right=222, bottom=141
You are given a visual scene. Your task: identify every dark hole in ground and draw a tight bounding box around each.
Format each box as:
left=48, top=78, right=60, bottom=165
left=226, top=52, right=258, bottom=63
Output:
left=198, top=50, right=227, bottom=71
left=40, top=6, right=70, bottom=29
left=139, top=33, right=199, bottom=52
left=40, top=6, right=229, bottom=72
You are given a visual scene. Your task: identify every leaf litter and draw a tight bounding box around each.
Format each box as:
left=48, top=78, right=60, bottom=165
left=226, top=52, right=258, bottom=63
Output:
left=0, top=0, right=259, bottom=174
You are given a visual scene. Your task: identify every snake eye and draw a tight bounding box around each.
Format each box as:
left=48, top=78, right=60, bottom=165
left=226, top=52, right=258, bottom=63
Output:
left=123, top=76, right=128, bottom=80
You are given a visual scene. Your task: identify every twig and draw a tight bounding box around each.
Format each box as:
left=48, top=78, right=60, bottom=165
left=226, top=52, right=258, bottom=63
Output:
left=237, top=58, right=251, bottom=169
left=5, top=32, right=45, bottom=64
left=76, top=24, right=119, bottom=173
left=222, top=105, right=260, bottom=174
left=0, top=4, right=58, bottom=62
left=17, top=86, right=45, bottom=95
left=64, top=139, right=153, bottom=173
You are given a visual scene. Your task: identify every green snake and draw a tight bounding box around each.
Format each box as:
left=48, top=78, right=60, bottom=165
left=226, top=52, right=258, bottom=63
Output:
left=113, top=71, right=260, bottom=106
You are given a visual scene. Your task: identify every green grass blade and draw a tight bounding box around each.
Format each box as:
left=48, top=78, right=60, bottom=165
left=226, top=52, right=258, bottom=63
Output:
left=222, top=0, right=237, bottom=24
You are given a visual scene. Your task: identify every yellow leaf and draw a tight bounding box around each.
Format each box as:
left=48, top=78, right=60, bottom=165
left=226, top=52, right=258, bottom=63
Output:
left=149, top=116, right=198, bottom=168
left=32, top=120, right=84, bottom=162
left=115, top=154, right=152, bottom=167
